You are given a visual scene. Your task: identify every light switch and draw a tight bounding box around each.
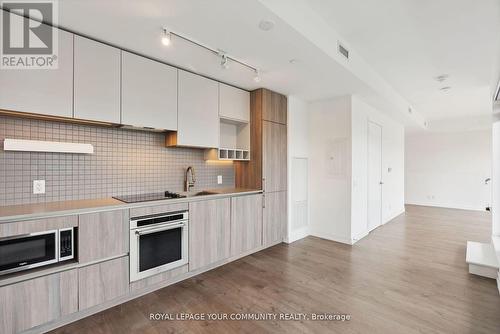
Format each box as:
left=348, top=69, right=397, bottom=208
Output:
left=217, top=175, right=223, bottom=184
left=33, top=180, right=45, bottom=194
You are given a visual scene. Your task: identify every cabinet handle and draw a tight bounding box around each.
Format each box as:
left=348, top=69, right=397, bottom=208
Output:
left=263, top=194, right=266, bottom=208
left=262, top=178, right=266, bottom=192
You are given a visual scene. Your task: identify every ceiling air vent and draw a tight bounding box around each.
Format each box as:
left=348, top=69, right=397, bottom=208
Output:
left=338, top=42, right=349, bottom=59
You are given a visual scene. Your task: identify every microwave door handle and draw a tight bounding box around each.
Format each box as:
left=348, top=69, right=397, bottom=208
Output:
left=135, top=222, right=185, bottom=236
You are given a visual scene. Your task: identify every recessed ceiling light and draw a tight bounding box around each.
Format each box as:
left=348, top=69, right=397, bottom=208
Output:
left=435, top=74, right=449, bottom=82
left=258, top=20, right=275, bottom=31
left=440, top=86, right=452, bottom=92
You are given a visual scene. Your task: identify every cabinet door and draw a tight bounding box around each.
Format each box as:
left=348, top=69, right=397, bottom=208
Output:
left=0, top=23, right=73, bottom=118
left=263, top=121, right=287, bottom=192
left=74, top=36, right=120, bottom=123
left=262, top=89, right=287, bottom=124
left=0, top=269, right=78, bottom=334
left=230, top=194, right=263, bottom=256
left=177, top=70, right=219, bottom=148
left=263, top=191, right=287, bottom=246
left=219, top=83, right=250, bottom=122
left=189, top=198, right=231, bottom=271
left=78, top=256, right=129, bottom=310
left=121, top=52, right=178, bottom=130
left=78, top=209, right=129, bottom=264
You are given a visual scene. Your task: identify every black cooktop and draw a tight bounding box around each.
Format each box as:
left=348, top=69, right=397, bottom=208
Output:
left=113, top=191, right=186, bottom=203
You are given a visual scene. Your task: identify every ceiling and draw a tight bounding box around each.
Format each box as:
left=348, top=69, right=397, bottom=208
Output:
left=49, top=0, right=365, bottom=101
left=306, top=0, right=500, bottom=126
left=5, top=0, right=499, bottom=130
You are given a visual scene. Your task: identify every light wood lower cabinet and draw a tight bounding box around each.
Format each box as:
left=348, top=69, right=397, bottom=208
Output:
left=189, top=198, right=231, bottom=271
left=263, top=191, right=287, bottom=246
left=230, top=194, right=263, bottom=256
left=0, top=269, right=78, bottom=334
left=78, top=256, right=129, bottom=310
left=78, top=209, right=129, bottom=264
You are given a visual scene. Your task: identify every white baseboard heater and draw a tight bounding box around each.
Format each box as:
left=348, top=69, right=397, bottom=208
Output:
left=3, top=138, right=94, bottom=154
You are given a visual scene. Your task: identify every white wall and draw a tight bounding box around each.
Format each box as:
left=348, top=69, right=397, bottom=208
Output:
left=307, top=95, right=405, bottom=245
left=351, top=96, right=405, bottom=241
left=308, top=96, right=353, bottom=243
left=405, top=130, right=492, bottom=211
left=287, top=96, right=310, bottom=243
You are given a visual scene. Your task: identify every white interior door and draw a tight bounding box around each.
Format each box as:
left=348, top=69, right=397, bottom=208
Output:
left=368, top=121, right=382, bottom=231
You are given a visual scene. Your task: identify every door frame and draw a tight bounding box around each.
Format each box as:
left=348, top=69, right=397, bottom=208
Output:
left=367, top=120, right=383, bottom=232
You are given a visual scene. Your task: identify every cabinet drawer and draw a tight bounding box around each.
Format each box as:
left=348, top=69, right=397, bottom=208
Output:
left=78, top=209, right=129, bottom=264
left=130, top=203, right=188, bottom=218
left=0, top=269, right=78, bottom=334
left=0, top=215, right=77, bottom=238
left=78, top=256, right=129, bottom=310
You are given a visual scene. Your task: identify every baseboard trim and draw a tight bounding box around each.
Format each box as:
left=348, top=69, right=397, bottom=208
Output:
left=351, top=230, right=369, bottom=244
left=309, top=231, right=352, bottom=245
left=286, top=227, right=309, bottom=244
left=405, top=201, right=487, bottom=212
left=384, top=208, right=406, bottom=224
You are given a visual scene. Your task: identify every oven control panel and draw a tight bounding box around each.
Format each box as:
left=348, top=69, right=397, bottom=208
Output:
left=59, top=228, right=74, bottom=261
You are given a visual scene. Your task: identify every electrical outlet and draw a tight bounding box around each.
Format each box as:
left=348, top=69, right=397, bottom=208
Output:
left=33, top=180, right=45, bottom=194
left=217, top=175, right=223, bottom=185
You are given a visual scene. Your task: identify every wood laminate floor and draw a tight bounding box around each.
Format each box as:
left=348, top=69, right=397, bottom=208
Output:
left=51, top=205, right=500, bottom=334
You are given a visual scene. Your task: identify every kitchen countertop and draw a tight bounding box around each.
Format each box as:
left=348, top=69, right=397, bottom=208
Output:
left=0, top=188, right=262, bottom=223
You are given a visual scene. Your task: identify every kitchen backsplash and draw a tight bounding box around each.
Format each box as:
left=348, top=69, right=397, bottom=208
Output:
left=0, top=115, right=235, bottom=206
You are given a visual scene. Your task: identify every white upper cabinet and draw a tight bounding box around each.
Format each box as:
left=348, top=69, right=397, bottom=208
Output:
left=121, top=52, right=177, bottom=130
left=219, top=83, right=250, bottom=122
left=74, top=36, right=120, bottom=123
left=0, top=22, right=73, bottom=118
left=177, top=70, right=219, bottom=148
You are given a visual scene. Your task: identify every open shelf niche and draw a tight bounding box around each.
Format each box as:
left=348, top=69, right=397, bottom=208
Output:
left=205, top=117, right=250, bottom=161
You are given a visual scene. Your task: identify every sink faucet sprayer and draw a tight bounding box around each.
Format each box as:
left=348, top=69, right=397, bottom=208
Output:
left=185, top=166, right=196, bottom=192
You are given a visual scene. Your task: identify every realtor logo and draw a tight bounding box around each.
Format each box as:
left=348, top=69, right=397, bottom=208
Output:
left=1, top=0, right=58, bottom=69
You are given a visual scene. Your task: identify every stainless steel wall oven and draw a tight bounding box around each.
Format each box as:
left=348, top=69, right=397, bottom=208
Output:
left=129, top=211, right=188, bottom=282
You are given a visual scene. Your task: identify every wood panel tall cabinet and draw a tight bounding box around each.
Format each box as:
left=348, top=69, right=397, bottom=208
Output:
left=235, top=89, right=288, bottom=247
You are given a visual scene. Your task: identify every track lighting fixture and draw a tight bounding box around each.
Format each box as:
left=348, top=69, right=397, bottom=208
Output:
left=161, top=28, right=171, bottom=46
left=253, top=70, right=261, bottom=83
left=220, top=53, right=229, bottom=69
left=160, top=28, right=260, bottom=82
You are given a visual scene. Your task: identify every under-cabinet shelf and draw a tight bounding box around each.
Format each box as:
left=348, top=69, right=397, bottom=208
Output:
left=205, top=148, right=250, bottom=161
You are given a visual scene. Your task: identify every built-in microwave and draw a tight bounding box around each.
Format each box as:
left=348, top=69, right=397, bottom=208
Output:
left=0, top=227, right=76, bottom=276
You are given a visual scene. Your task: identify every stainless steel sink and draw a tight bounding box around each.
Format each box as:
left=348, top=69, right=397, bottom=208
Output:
left=192, top=190, right=218, bottom=196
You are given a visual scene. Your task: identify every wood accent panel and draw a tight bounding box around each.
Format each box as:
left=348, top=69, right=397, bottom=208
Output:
left=78, top=210, right=129, bottom=264
left=230, top=194, right=263, bottom=256
left=78, top=256, right=129, bottom=310
left=0, top=269, right=78, bottom=334
left=189, top=198, right=231, bottom=271
left=130, top=265, right=188, bottom=291
left=263, top=191, right=287, bottom=246
left=165, top=131, right=178, bottom=147
left=129, top=202, right=188, bottom=218
left=235, top=89, right=263, bottom=189
left=262, top=88, right=287, bottom=125
left=0, top=215, right=77, bottom=238
left=263, top=121, right=288, bottom=192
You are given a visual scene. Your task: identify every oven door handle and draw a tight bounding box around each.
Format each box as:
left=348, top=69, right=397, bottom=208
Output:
left=134, top=222, right=185, bottom=236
